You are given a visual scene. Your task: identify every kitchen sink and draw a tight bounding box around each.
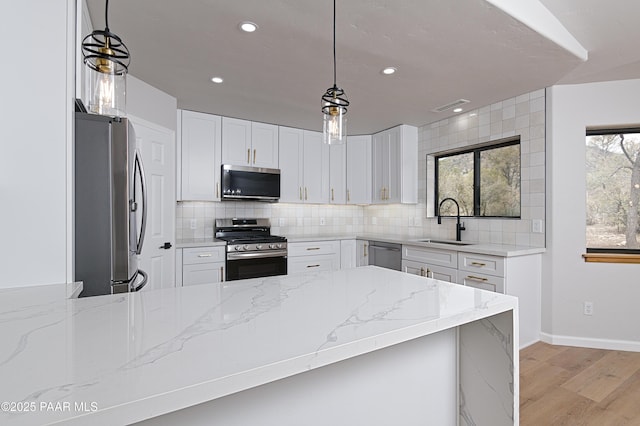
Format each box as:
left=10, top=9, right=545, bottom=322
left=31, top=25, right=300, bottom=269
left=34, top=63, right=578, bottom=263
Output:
left=417, top=239, right=472, bottom=246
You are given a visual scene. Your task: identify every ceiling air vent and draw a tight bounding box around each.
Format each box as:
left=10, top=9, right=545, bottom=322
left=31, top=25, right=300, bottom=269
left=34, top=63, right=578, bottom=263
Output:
left=431, top=99, right=470, bottom=113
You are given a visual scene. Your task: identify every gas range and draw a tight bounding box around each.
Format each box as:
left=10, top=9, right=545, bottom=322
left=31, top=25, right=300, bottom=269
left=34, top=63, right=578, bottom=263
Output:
left=215, top=218, right=288, bottom=281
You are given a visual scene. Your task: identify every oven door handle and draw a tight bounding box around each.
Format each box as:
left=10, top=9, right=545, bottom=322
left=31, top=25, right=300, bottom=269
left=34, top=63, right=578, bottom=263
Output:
left=227, top=249, right=288, bottom=260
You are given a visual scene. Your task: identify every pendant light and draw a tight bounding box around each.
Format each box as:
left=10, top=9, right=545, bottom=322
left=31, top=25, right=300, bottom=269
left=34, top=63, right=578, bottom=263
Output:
left=81, top=0, right=130, bottom=116
left=321, top=0, right=349, bottom=145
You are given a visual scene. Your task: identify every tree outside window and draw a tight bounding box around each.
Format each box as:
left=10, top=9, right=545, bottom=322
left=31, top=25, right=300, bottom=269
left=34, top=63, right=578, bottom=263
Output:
left=435, top=139, right=521, bottom=218
left=586, top=130, right=640, bottom=251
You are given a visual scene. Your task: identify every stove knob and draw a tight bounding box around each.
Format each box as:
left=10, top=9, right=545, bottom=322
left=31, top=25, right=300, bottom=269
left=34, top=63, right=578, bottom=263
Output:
left=234, top=246, right=242, bottom=251
left=268, top=244, right=275, bottom=249
left=243, top=244, right=250, bottom=250
left=277, top=243, right=284, bottom=249
left=256, top=244, right=263, bottom=250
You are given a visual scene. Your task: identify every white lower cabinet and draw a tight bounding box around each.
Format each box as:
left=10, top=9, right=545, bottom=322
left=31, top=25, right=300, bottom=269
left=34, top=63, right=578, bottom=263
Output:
left=287, top=240, right=341, bottom=275
left=340, top=239, right=356, bottom=269
left=401, top=244, right=541, bottom=348
left=177, top=246, right=226, bottom=286
left=402, top=259, right=457, bottom=282
left=356, top=240, right=369, bottom=267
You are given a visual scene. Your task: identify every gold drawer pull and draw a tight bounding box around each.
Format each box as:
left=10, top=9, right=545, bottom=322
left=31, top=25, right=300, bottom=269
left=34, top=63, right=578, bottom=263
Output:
left=466, top=275, right=488, bottom=282
left=253, top=149, right=256, bottom=164
left=306, top=247, right=320, bottom=251
left=247, top=148, right=251, bottom=164
left=198, top=254, right=213, bottom=258
left=307, top=264, right=320, bottom=268
left=471, top=262, right=486, bottom=267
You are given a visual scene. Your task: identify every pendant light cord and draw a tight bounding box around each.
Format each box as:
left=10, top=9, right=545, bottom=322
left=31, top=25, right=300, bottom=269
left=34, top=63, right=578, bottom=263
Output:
left=333, top=0, right=336, bottom=87
left=105, top=0, right=110, bottom=31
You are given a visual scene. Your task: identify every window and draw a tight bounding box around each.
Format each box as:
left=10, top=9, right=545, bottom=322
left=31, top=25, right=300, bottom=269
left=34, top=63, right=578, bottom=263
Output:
left=585, top=128, right=640, bottom=253
left=435, top=139, right=521, bottom=218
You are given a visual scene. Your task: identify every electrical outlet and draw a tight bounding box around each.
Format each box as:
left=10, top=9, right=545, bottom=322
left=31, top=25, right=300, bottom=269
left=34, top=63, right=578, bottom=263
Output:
left=319, top=217, right=326, bottom=226
left=189, top=219, right=197, bottom=230
left=583, top=301, right=594, bottom=316
left=532, top=220, right=543, bottom=233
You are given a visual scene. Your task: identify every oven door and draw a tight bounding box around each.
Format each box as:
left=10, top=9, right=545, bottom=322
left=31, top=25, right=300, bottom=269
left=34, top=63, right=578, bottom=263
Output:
left=226, top=250, right=287, bottom=281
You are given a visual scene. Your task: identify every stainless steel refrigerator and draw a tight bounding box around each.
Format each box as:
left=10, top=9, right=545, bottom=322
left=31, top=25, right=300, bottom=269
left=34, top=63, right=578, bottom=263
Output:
left=75, top=112, right=148, bottom=296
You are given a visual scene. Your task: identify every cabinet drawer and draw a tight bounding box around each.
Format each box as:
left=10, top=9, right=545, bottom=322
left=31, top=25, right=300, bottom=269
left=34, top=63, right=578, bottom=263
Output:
left=288, top=254, right=340, bottom=275
left=458, top=272, right=505, bottom=293
left=402, top=245, right=457, bottom=268
left=183, top=246, right=226, bottom=265
left=183, top=262, right=225, bottom=286
left=402, top=260, right=457, bottom=283
left=458, top=252, right=505, bottom=277
left=288, top=240, right=340, bottom=257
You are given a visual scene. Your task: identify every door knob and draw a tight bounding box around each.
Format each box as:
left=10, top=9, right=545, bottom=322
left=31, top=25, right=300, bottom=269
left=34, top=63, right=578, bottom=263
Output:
left=159, top=242, right=172, bottom=250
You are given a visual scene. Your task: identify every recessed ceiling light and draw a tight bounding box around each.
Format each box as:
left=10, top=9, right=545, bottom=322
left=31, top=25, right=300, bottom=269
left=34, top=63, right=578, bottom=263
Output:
left=381, top=67, right=397, bottom=75
left=469, top=112, right=477, bottom=117
left=239, top=21, right=258, bottom=33
left=453, top=107, right=463, bottom=113
left=211, top=76, right=224, bottom=84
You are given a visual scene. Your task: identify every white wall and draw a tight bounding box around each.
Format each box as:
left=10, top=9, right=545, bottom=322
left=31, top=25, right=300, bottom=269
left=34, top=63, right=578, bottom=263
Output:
left=545, top=79, right=640, bottom=350
left=0, top=0, right=75, bottom=288
left=127, top=76, right=177, bottom=133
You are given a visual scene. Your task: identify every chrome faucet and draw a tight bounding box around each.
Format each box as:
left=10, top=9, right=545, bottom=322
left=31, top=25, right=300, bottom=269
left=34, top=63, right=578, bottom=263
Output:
left=437, top=197, right=466, bottom=241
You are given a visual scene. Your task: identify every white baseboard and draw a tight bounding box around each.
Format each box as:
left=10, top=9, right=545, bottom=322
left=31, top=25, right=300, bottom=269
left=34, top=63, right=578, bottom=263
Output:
left=540, top=332, right=640, bottom=352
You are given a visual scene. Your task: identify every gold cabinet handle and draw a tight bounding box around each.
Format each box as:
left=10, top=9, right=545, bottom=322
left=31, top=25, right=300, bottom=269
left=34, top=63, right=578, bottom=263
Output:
left=306, top=247, right=320, bottom=251
left=380, top=187, right=384, bottom=201
left=216, top=182, right=220, bottom=198
left=198, top=253, right=212, bottom=258
left=364, top=243, right=368, bottom=257
left=299, top=187, right=303, bottom=200
left=420, top=267, right=425, bottom=277
left=253, top=149, right=256, bottom=164
left=471, top=262, right=486, bottom=267
left=305, top=187, right=308, bottom=200
left=247, top=148, right=250, bottom=164
left=220, top=266, right=224, bottom=282
left=307, top=264, right=320, bottom=268
left=466, top=275, right=488, bottom=282
left=331, top=188, right=334, bottom=201
left=347, top=189, right=350, bottom=202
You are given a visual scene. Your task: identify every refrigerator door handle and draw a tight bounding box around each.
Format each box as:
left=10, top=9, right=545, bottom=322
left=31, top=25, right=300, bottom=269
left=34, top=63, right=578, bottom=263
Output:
left=134, top=149, right=148, bottom=255
left=132, top=269, right=148, bottom=292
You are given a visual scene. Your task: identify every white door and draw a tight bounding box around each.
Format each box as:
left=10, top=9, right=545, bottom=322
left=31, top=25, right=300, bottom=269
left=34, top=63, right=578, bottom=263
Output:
left=131, top=116, right=176, bottom=291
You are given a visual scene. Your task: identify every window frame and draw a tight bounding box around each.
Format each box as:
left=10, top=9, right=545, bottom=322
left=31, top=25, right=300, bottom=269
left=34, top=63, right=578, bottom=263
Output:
left=585, top=127, right=640, bottom=257
left=434, top=137, right=521, bottom=219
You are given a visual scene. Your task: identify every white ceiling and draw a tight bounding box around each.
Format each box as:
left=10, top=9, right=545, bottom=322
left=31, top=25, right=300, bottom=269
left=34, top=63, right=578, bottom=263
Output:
left=86, top=0, right=640, bottom=134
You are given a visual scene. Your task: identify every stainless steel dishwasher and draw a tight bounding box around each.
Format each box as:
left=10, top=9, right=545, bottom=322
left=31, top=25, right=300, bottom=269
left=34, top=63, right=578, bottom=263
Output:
left=368, top=241, right=402, bottom=271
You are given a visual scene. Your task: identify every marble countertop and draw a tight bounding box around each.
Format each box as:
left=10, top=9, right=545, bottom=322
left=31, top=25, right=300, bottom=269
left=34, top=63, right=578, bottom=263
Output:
left=0, top=267, right=516, bottom=426
left=287, top=234, right=544, bottom=257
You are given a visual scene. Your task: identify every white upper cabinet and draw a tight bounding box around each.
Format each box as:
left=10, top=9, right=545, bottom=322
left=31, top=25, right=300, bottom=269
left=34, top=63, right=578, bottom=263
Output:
left=177, top=110, right=222, bottom=201
left=371, top=125, right=418, bottom=204
left=251, top=122, right=279, bottom=168
left=221, top=117, right=279, bottom=169
left=329, top=143, right=346, bottom=204
left=346, top=135, right=371, bottom=204
left=278, top=127, right=329, bottom=204
left=302, top=130, right=330, bottom=204
left=278, top=126, right=304, bottom=202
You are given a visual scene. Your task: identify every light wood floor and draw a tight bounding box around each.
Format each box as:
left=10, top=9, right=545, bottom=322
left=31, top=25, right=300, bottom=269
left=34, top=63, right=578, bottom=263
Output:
left=520, top=342, right=640, bottom=425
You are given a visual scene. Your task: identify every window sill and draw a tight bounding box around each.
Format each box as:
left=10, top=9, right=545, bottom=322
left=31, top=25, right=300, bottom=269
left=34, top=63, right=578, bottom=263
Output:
left=582, top=253, right=640, bottom=264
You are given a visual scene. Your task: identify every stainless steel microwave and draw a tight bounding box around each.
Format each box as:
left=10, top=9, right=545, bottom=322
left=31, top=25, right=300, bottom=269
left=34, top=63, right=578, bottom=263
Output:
left=221, top=165, right=280, bottom=202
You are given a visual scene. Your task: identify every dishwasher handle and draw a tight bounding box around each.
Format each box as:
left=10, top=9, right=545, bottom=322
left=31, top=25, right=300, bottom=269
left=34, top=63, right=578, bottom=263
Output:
left=369, top=245, right=401, bottom=252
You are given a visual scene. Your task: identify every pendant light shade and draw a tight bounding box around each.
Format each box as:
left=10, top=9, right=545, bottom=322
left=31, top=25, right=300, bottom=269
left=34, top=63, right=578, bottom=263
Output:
left=81, top=0, right=130, bottom=116
left=321, top=0, right=349, bottom=145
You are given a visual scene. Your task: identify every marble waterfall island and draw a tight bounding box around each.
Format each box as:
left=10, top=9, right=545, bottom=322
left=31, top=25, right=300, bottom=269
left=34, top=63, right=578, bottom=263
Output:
left=0, top=266, right=518, bottom=426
